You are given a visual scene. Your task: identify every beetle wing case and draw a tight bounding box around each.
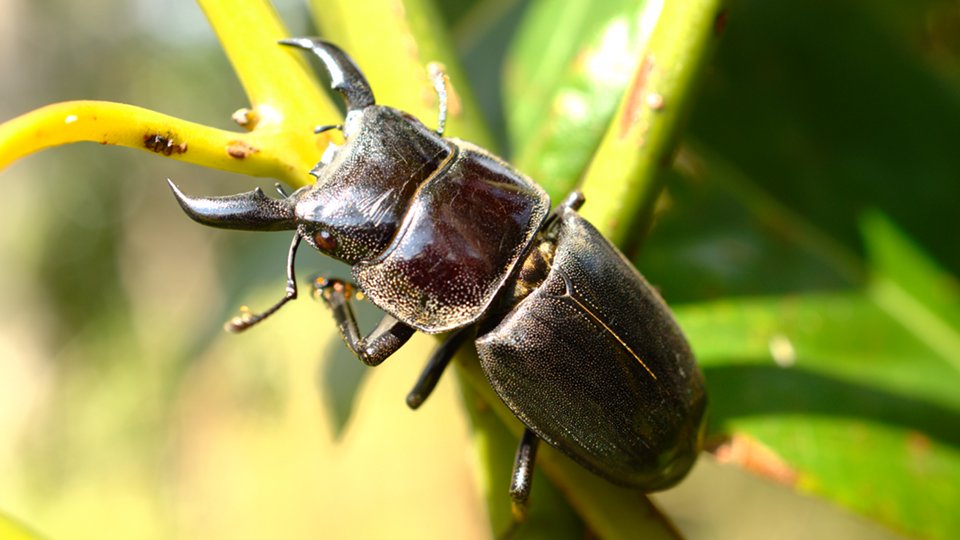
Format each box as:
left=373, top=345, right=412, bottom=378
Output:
left=475, top=208, right=707, bottom=490
left=353, top=141, right=550, bottom=333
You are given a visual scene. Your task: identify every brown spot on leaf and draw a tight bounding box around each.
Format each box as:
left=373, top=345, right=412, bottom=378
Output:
left=143, top=133, right=188, bottom=156
left=227, top=140, right=258, bottom=159
left=708, top=434, right=799, bottom=486
left=906, top=431, right=931, bottom=457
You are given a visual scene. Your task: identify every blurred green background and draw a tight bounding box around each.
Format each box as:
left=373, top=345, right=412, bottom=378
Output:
left=1, top=0, right=958, bottom=539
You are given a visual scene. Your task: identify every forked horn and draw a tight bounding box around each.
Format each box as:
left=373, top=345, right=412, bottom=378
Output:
left=167, top=179, right=296, bottom=231
left=279, top=37, right=375, bottom=113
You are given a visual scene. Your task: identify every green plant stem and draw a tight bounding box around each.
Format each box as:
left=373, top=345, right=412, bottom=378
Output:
left=579, top=0, right=724, bottom=245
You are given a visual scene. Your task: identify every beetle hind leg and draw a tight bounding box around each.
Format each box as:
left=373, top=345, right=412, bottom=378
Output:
left=509, top=428, right=541, bottom=520
left=311, top=276, right=415, bottom=366
left=406, top=326, right=474, bottom=409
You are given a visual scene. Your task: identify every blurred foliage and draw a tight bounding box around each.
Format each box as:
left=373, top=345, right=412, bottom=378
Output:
left=0, top=0, right=958, bottom=539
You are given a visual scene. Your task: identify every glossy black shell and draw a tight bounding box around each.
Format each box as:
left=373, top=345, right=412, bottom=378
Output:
left=353, top=140, right=549, bottom=333
left=476, top=208, right=706, bottom=489
left=167, top=38, right=706, bottom=493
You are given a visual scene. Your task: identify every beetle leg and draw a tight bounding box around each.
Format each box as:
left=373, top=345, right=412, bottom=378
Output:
left=313, top=123, right=342, bottom=135
left=225, top=232, right=302, bottom=332
left=510, top=428, right=541, bottom=520
left=559, top=190, right=585, bottom=212
left=406, top=326, right=474, bottom=409
left=312, top=276, right=415, bottom=366
left=428, top=63, right=448, bottom=137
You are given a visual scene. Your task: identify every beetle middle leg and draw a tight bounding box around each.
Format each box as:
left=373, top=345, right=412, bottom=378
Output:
left=510, top=428, right=541, bottom=520
left=406, top=325, right=474, bottom=409
left=312, top=276, right=415, bottom=366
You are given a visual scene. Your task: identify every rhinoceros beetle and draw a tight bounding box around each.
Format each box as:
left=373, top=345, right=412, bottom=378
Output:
left=168, top=37, right=706, bottom=508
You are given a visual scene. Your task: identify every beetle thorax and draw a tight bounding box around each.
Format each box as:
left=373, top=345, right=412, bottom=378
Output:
left=294, top=106, right=451, bottom=264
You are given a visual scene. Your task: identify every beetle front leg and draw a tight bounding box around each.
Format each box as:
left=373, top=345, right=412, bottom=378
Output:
left=312, top=277, right=415, bottom=366
left=226, top=233, right=302, bottom=333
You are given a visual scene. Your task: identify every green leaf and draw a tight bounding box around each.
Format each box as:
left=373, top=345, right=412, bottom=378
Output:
left=505, top=0, right=662, bottom=197
left=678, top=294, right=960, bottom=539
left=650, top=3, right=960, bottom=534
left=652, top=148, right=960, bottom=538
left=862, top=211, right=960, bottom=371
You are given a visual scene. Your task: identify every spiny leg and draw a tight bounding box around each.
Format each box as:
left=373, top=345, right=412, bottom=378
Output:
left=312, top=276, right=415, bottom=366
left=510, top=428, right=541, bottom=521
left=406, top=326, right=474, bottom=409
left=226, top=232, right=302, bottom=333
left=429, top=63, right=449, bottom=136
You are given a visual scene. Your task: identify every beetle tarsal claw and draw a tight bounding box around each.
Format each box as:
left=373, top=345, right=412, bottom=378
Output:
left=222, top=306, right=257, bottom=333
left=224, top=317, right=246, bottom=333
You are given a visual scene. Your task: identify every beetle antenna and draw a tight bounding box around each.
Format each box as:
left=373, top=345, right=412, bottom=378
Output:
left=428, top=63, right=448, bottom=137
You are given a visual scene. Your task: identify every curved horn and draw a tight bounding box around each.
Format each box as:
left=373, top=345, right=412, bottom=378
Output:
left=279, top=37, right=375, bottom=113
left=167, top=179, right=296, bottom=231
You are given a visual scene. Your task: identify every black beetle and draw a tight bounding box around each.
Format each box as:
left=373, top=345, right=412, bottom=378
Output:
left=168, top=38, right=706, bottom=508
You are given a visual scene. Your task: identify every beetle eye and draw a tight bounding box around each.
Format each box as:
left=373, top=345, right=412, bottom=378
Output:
left=314, top=229, right=338, bottom=251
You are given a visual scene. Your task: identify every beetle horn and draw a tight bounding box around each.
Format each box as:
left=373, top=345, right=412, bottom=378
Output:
left=167, top=179, right=296, bottom=231
left=279, top=37, right=375, bottom=113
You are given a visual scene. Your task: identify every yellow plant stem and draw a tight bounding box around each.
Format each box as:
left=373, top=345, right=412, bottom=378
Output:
left=0, top=0, right=344, bottom=187
left=198, top=0, right=339, bottom=131
left=0, top=101, right=312, bottom=186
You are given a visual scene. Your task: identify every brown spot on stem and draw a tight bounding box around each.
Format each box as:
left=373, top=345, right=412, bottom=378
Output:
left=143, top=132, right=188, bottom=156
left=714, top=10, right=729, bottom=34
left=227, top=140, right=258, bottom=159
left=619, top=55, right=655, bottom=140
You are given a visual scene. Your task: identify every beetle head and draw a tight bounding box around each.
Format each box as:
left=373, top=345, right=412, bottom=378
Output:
left=291, top=105, right=450, bottom=264
left=168, top=39, right=450, bottom=267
